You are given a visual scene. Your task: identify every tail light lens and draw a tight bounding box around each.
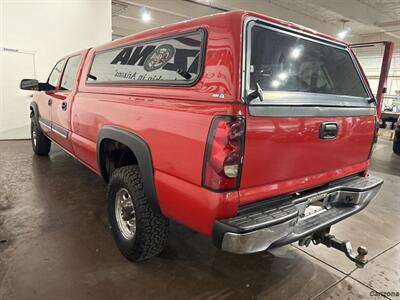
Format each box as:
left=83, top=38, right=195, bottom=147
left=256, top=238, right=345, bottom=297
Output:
left=202, top=116, right=245, bottom=191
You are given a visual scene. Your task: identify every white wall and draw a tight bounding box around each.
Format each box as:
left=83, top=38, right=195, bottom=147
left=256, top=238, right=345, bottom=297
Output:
left=357, top=53, right=400, bottom=95
left=0, top=0, right=112, bottom=139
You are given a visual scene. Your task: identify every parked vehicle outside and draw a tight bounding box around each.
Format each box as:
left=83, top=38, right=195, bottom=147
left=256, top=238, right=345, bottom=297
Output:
left=20, top=11, right=385, bottom=264
left=381, top=97, right=400, bottom=129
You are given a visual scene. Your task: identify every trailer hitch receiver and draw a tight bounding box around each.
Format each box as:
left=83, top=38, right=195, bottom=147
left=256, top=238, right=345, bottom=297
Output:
left=311, top=232, right=368, bottom=268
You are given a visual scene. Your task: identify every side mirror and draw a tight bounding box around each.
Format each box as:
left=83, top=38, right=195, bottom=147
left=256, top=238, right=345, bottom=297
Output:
left=20, top=79, right=39, bottom=90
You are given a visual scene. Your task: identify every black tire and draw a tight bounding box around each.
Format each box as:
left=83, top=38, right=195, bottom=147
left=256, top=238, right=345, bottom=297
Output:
left=107, top=165, right=169, bottom=261
left=31, top=120, right=51, bottom=156
left=393, top=138, right=400, bottom=155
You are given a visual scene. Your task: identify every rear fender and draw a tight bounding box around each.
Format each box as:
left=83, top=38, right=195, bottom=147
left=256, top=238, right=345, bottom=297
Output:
left=97, top=126, right=160, bottom=213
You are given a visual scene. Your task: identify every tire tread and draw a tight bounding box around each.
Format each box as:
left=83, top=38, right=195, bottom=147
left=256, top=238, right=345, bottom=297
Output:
left=108, top=165, right=169, bottom=261
left=31, top=120, right=51, bottom=155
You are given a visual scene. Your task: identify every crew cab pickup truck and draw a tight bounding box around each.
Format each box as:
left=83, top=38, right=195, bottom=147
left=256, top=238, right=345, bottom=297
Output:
left=21, top=10, right=385, bottom=264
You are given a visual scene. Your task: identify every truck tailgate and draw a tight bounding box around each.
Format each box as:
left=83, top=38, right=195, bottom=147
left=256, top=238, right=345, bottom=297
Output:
left=239, top=113, right=375, bottom=205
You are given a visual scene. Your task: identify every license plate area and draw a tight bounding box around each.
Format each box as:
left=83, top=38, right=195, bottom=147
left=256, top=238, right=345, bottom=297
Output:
left=300, top=193, right=332, bottom=220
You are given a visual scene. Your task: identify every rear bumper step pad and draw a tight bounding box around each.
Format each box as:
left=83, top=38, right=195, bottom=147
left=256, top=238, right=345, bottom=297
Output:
left=212, top=175, right=383, bottom=254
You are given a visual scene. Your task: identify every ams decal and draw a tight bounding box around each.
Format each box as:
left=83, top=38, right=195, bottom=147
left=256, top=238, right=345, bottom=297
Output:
left=110, top=44, right=200, bottom=74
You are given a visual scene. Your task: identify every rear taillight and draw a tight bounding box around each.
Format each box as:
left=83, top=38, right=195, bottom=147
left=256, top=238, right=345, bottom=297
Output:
left=202, top=116, right=245, bottom=191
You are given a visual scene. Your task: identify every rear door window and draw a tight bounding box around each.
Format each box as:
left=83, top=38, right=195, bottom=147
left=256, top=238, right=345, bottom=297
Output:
left=246, top=23, right=371, bottom=105
left=87, top=29, right=205, bottom=85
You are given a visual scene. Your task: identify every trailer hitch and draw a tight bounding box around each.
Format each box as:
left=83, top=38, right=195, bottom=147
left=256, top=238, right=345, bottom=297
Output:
left=311, top=232, right=368, bottom=268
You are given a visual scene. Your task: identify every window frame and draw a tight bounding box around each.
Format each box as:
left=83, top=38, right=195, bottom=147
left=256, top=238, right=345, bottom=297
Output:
left=241, top=18, right=374, bottom=106
left=59, top=54, right=82, bottom=92
left=85, top=28, right=207, bottom=87
left=47, top=59, right=65, bottom=90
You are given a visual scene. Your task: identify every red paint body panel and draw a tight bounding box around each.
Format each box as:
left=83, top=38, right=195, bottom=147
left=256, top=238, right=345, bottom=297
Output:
left=155, top=170, right=239, bottom=235
left=71, top=92, right=244, bottom=185
left=32, top=10, right=377, bottom=235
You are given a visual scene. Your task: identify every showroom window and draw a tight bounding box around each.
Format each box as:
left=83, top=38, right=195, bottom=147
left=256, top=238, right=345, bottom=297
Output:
left=60, top=55, right=82, bottom=91
left=248, top=24, right=369, bottom=99
left=87, top=29, right=205, bottom=85
left=47, top=60, right=65, bottom=89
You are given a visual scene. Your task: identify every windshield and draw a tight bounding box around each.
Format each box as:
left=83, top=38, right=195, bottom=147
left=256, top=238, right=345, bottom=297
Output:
left=248, top=25, right=369, bottom=101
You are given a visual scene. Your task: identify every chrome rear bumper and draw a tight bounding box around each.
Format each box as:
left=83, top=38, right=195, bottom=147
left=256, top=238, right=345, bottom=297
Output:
left=212, top=175, right=383, bottom=254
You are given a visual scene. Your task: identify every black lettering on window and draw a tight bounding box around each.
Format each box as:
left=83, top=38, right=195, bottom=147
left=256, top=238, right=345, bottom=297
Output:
left=128, top=46, right=156, bottom=66
left=88, top=29, right=205, bottom=85
left=110, top=47, right=133, bottom=64
left=163, top=49, right=200, bottom=72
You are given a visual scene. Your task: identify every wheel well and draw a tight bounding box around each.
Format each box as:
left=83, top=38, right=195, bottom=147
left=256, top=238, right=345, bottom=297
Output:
left=99, top=139, right=138, bottom=181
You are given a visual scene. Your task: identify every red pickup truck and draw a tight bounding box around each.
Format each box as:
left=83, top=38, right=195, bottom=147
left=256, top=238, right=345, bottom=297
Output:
left=21, top=10, right=384, bottom=264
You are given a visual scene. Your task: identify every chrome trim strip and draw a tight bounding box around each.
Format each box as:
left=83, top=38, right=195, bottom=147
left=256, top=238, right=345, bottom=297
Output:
left=51, top=124, right=68, bottom=139
left=222, top=220, right=293, bottom=254
left=52, top=128, right=68, bottom=139
left=248, top=106, right=376, bottom=117
left=38, top=119, right=51, bottom=130
left=38, top=117, right=68, bottom=139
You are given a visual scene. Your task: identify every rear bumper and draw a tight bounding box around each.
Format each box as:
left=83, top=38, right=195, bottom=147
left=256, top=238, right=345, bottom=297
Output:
left=212, top=175, right=383, bottom=254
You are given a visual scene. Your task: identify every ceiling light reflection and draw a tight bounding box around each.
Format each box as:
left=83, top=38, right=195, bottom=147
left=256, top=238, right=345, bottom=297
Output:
left=271, top=80, right=281, bottom=88
left=278, top=72, right=288, bottom=80
left=290, top=47, right=302, bottom=59
left=142, top=11, right=151, bottom=22
left=337, top=30, right=348, bottom=39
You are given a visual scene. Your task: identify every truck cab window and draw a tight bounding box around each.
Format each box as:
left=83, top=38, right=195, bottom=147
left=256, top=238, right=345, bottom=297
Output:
left=60, top=55, right=82, bottom=91
left=47, top=60, right=65, bottom=90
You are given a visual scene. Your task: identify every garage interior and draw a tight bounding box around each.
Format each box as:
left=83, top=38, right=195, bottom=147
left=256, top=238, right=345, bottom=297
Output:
left=1, top=1, right=400, bottom=299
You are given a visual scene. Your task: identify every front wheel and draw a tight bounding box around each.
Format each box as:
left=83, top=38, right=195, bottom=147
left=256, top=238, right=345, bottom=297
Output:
left=107, top=165, right=169, bottom=261
left=31, top=119, right=51, bottom=156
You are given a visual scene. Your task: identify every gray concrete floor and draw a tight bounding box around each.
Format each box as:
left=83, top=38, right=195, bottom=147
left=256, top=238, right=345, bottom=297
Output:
left=0, top=137, right=399, bottom=300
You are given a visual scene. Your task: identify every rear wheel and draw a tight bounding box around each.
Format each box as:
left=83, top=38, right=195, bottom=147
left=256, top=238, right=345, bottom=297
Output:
left=107, top=165, right=169, bottom=261
left=31, top=119, right=51, bottom=156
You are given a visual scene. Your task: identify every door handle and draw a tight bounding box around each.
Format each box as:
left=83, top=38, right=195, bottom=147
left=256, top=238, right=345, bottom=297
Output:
left=319, top=122, right=339, bottom=139
left=48, top=98, right=53, bottom=106
left=61, top=101, right=67, bottom=111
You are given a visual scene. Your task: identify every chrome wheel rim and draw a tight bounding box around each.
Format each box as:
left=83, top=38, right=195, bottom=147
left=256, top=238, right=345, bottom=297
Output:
left=32, top=128, right=37, bottom=147
left=115, top=188, right=136, bottom=240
